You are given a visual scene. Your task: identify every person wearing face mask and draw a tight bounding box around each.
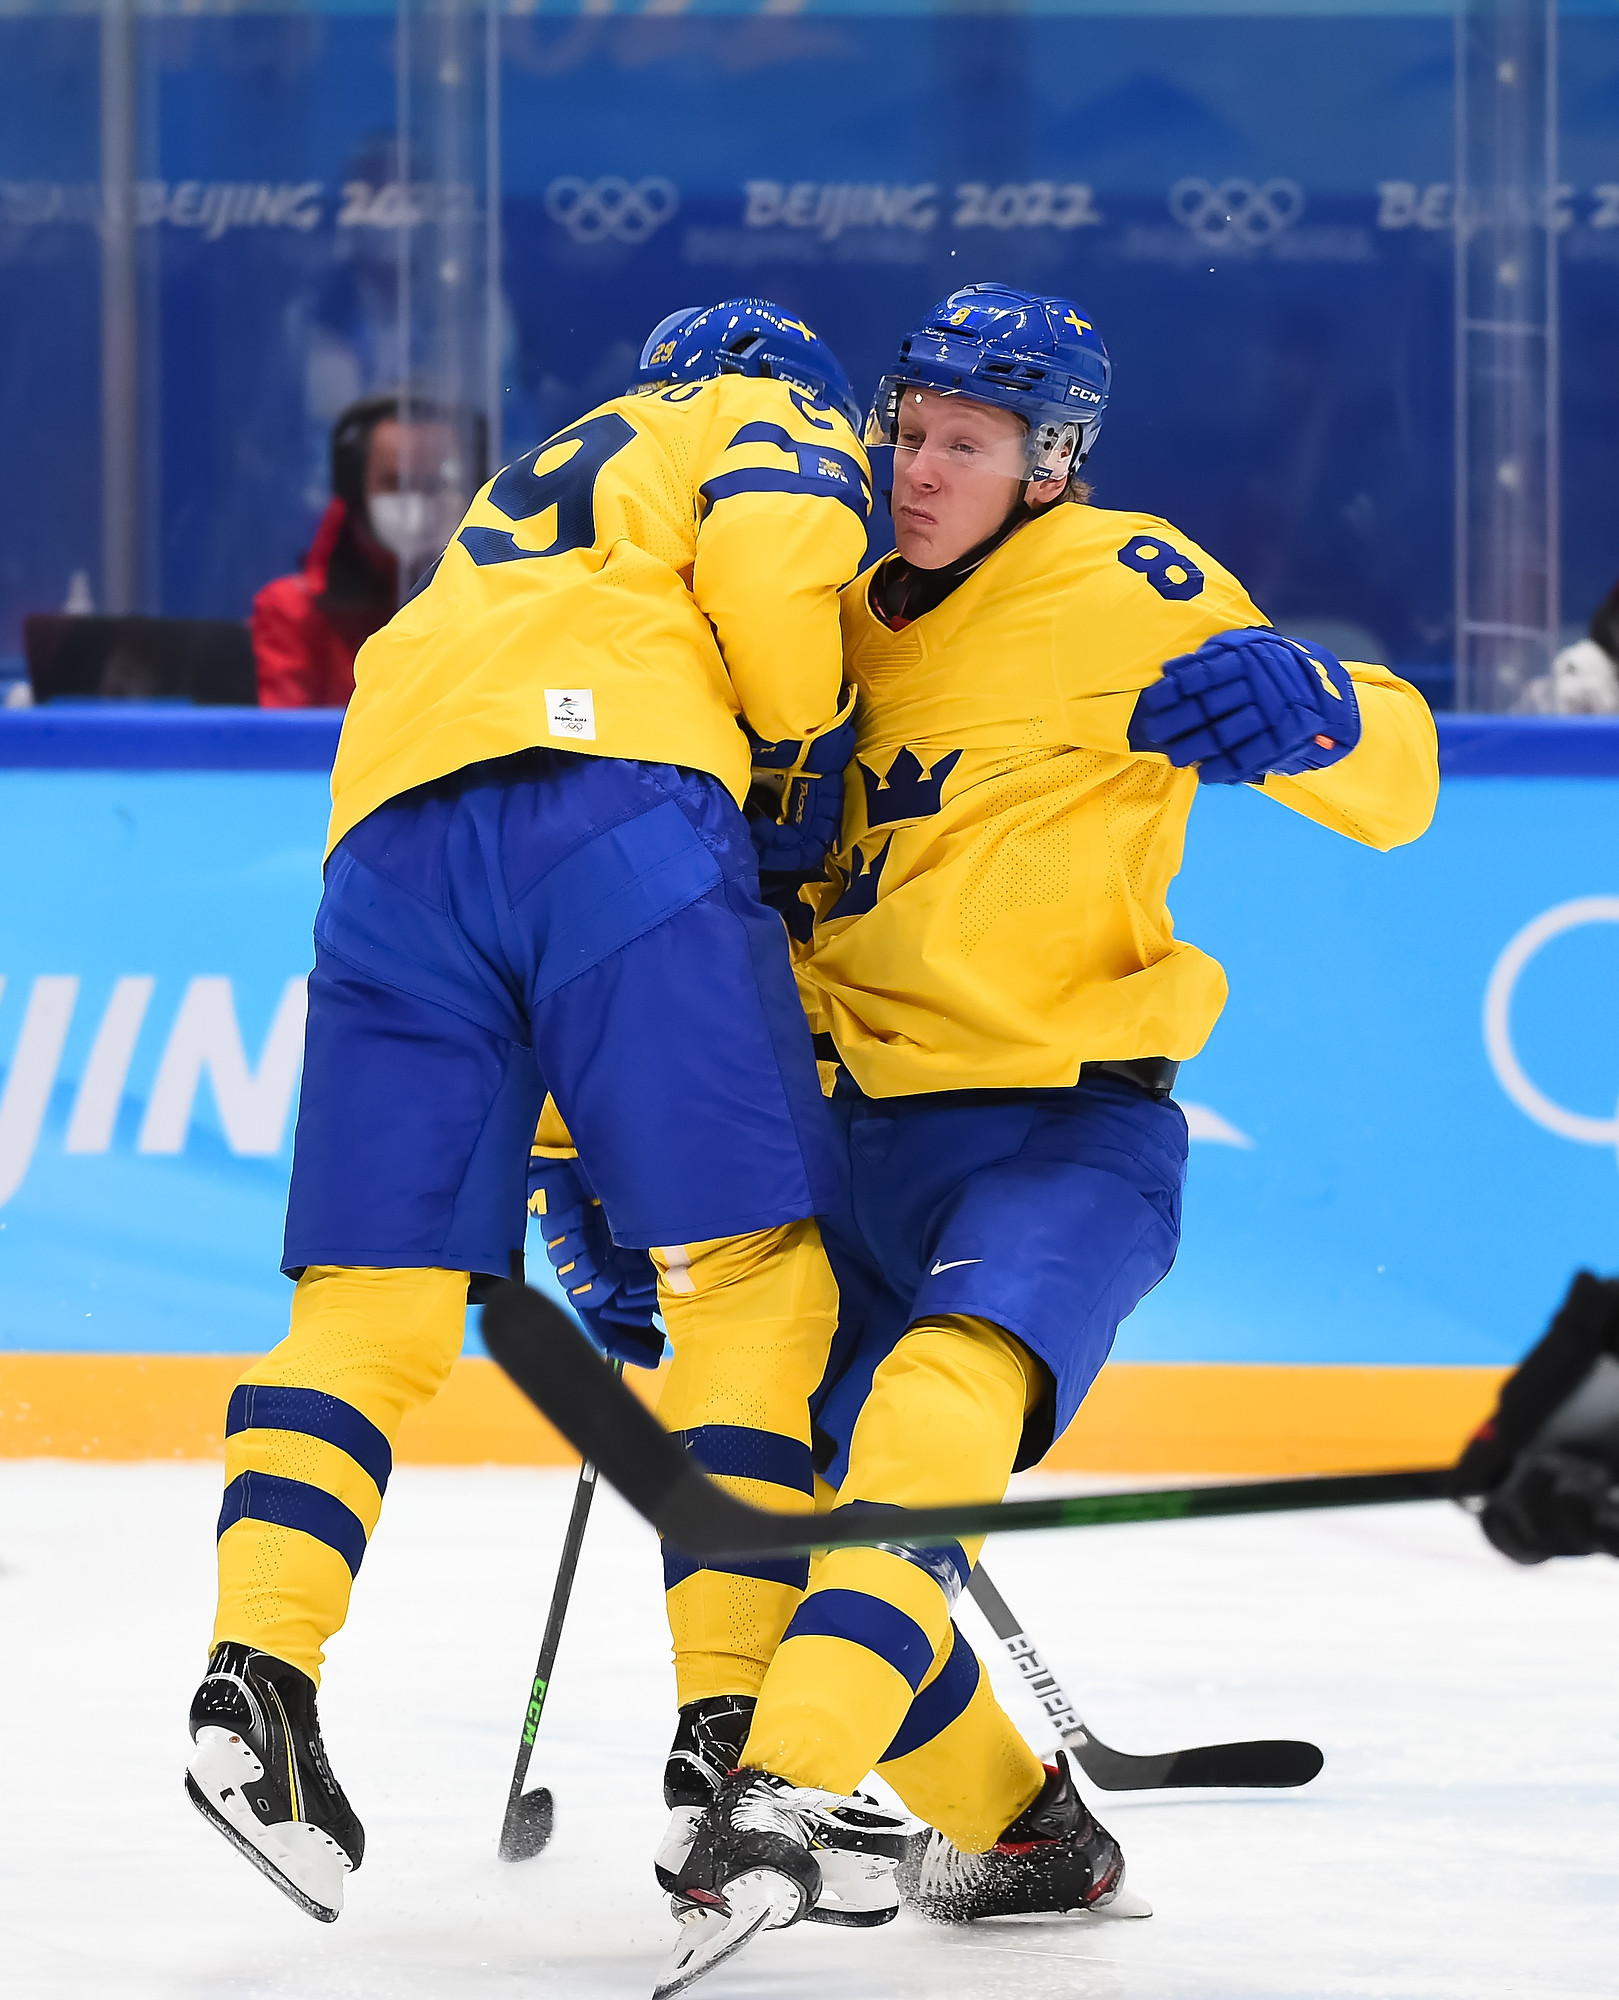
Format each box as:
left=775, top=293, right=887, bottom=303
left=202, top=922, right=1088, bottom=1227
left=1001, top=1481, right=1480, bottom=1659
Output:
left=251, top=393, right=484, bottom=708
left=658, top=285, right=1440, bottom=1992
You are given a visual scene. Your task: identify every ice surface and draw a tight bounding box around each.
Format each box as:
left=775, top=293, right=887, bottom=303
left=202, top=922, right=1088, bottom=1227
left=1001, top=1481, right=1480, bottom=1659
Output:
left=3, top=1458, right=1615, bottom=1999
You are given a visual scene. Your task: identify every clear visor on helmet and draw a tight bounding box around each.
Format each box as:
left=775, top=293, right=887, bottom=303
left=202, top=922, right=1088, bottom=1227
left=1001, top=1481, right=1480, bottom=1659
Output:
left=867, top=376, right=1079, bottom=485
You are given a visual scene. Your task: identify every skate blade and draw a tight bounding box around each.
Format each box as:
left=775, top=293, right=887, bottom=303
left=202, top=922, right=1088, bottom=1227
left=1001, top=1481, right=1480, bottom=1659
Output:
left=653, top=1872, right=798, bottom=1998
left=186, top=1733, right=352, bottom=1924
left=806, top=1900, right=897, bottom=1928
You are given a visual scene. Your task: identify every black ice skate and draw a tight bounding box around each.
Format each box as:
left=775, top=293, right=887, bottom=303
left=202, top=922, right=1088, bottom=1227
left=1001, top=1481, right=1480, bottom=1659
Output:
left=655, top=1697, right=912, bottom=1929
left=655, top=1695, right=757, bottom=1895
left=185, top=1641, right=364, bottom=1923
left=898, top=1751, right=1151, bottom=1924
left=655, top=1768, right=915, bottom=1996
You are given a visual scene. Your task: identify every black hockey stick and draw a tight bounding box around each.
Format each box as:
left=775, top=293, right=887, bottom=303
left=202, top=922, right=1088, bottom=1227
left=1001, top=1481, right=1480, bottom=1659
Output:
left=497, top=1356, right=624, bottom=1862
left=481, top=1281, right=1463, bottom=1555
left=966, top=1563, right=1323, bottom=1791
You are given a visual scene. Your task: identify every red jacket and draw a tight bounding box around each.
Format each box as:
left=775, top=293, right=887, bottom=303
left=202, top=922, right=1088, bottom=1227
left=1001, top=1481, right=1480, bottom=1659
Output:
left=252, top=499, right=396, bottom=709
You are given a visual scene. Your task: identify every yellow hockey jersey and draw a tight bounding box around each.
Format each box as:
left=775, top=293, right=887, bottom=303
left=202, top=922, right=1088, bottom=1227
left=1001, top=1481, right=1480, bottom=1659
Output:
left=799, top=502, right=1439, bottom=1097
left=326, top=377, right=871, bottom=854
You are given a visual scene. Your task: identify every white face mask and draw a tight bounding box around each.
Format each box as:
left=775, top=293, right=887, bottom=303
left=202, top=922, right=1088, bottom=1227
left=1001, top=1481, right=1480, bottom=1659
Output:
left=366, top=490, right=463, bottom=563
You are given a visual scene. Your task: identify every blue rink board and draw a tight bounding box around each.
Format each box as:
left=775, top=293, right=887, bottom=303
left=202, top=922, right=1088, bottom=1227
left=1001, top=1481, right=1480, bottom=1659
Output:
left=0, top=722, right=1614, bottom=1363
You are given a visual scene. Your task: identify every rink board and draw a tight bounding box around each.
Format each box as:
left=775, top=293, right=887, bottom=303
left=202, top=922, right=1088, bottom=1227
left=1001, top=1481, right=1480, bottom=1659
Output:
left=0, top=1349, right=1506, bottom=1477
left=0, top=711, right=1614, bottom=1470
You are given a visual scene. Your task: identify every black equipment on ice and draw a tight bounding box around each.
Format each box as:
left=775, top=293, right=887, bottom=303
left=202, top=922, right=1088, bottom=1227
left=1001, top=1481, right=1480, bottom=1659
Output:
left=1449, top=1271, right=1619, bottom=1564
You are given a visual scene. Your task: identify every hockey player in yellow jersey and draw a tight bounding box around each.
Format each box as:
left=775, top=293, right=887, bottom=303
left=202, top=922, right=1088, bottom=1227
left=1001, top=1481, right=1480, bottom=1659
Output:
left=182, top=300, right=915, bottom=1924
left=659, top=285, right=1439, bottom=1989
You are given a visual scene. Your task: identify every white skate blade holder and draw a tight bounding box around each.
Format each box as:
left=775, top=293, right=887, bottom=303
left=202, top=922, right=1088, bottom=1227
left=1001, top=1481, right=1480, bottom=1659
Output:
left=809, top=1848, right=899, bottom=1926
left=187, top=1727, right=353, bottom=1923
left=654, top=1805, right=705, bottom=1886
left=1093, top=1883, right=1153, bottom=1920
left=657, top=1806, right=898, bottom=1929
left=654, top=1870, right=804, bottom=1998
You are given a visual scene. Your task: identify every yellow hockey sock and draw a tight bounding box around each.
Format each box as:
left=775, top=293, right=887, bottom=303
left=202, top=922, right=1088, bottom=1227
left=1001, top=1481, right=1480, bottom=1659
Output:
left=212, top=1264, right=468, bottom=1683
left=654, top=1219, right=837, bottom=1706
left=877, top=1624, right=1045, bottom=1851
left=742, top=1315, right=1043, bottom=1808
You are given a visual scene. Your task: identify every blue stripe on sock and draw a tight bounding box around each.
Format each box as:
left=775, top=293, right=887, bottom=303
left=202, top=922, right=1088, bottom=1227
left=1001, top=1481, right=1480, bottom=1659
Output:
left=781, top=1587, right=936, bottom=1691
left=217, top=1471, right=369, bottom=1578
left=826, top=1500, right=971, bottom=1605
left=226, top=1385, right=392, bottom=1497
left=663, top=1545, right=809, bottom=1594
left=880, top=1622, right=982, bottom=1763
left=673, top=1424, right=814, bottom=1495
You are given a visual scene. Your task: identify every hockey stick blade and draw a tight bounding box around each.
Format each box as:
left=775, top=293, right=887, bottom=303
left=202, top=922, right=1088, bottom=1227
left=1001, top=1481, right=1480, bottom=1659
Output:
left=499, top=1787, right=555, bottom=1861
left=480, top=1282, right=1461, bottom=1556
left=966, top=1567, right=1322, bottom=1792
left=1067, top=1730, right=1324, bottom=1791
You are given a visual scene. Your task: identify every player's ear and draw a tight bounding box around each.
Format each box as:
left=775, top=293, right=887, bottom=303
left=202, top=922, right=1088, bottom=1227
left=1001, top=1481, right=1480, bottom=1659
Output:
left=1027, top=475, right=1069, bottom=511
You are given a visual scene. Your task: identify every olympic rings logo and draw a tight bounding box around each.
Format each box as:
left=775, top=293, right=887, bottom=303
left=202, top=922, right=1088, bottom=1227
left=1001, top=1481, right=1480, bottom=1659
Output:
left=1483, top=896, right=1619, bottom=1161
left=1167, top=177, right=1305, bottom=248
left=544, top=176, right=678, bottom=246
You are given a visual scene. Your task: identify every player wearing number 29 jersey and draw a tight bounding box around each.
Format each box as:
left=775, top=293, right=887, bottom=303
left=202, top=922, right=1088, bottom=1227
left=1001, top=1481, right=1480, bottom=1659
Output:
left=328, top=369, right=869, bottom=854
left=186, top=301, right=877, bottom=1927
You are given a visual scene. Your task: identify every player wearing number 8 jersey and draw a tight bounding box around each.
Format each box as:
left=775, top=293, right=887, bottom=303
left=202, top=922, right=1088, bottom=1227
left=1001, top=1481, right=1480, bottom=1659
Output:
left=184, top=300, right=877, bottom=1925
left=805, top=498, right=1428, bottom=1095
left=660, top=284, right=1439, bottom=1990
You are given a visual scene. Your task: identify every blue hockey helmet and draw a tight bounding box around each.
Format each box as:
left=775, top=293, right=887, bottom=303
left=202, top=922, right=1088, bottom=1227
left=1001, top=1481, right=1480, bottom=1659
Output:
left=630, top=297, right=864, bottom=436
left=630, top=306, right=705, bottom=391
left=865, top=283, right=1111, bottom=484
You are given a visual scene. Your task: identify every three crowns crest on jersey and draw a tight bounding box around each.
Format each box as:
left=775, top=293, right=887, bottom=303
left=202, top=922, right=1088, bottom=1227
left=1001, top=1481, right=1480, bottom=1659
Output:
left=859, top=746, right=963, bottom=827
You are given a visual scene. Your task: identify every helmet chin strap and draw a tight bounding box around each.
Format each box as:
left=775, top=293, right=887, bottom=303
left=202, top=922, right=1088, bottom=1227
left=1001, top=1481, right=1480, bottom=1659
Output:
left=999, top=469, right=1071, bottom=539
left=926, top=494, right=1034, bottom=577
left=877, top=473, right=1063, bottom=554
left=871, top=476, right=1068, bottom=629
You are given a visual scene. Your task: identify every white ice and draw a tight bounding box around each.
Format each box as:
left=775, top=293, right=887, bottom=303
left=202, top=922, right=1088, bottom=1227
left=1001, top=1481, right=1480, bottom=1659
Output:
left=3, top=1458, right=1615, bottom=1999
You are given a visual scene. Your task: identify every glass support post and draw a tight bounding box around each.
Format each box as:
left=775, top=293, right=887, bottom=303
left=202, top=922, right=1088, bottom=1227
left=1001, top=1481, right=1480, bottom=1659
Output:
left=484, top=0, right=502, bottom=474
left=393, top=0, right=489, bottom=603
left=1453, top=0, right=1561, bottom=712
left=100, top=0, right=138, bottom=614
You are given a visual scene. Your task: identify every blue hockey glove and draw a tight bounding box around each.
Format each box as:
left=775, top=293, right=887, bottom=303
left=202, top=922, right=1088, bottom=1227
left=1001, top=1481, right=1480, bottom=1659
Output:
left=527, top=1153, right=663, bottom=1369
left=745, top=709, right=859, bottom=877
left=1128, top=629, right=1361, bottom=786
